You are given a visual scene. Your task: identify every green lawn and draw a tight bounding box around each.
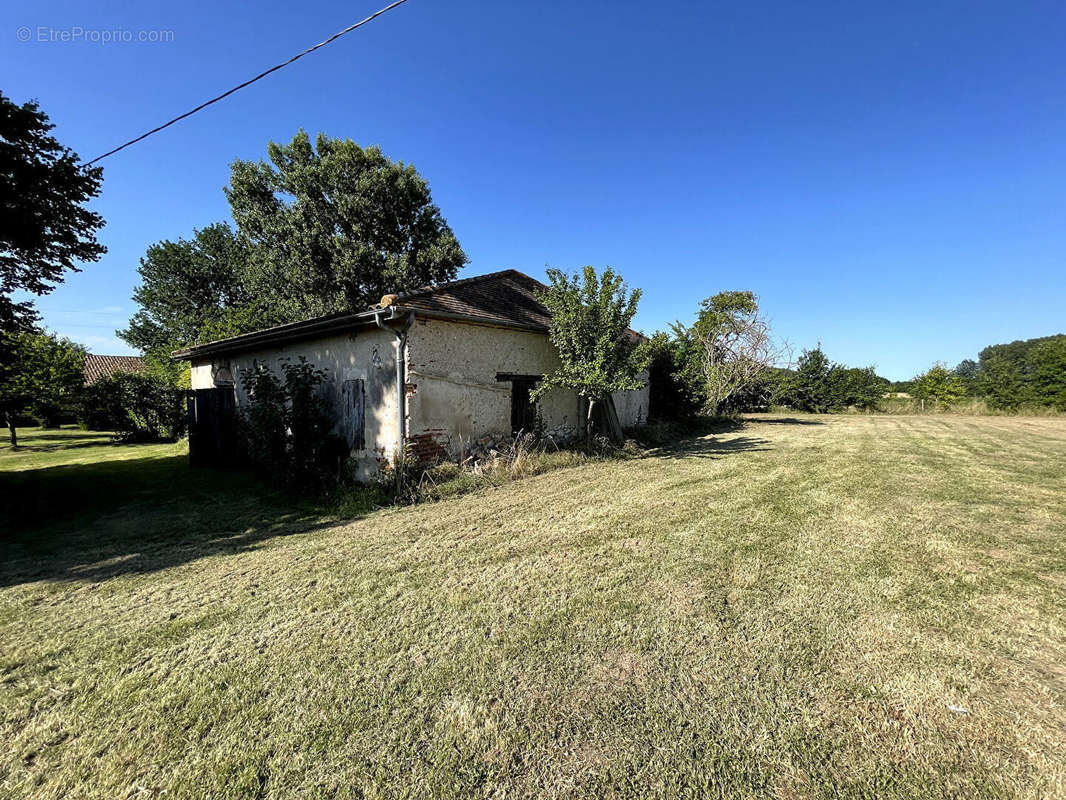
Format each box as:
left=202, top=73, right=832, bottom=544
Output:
left=0, top=427, right=343, bottom=579
left=2, top=417, right=1065, bottom=798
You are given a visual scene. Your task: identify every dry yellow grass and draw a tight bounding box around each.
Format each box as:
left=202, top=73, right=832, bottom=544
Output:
left=2, top=415, right=1065, bottom=798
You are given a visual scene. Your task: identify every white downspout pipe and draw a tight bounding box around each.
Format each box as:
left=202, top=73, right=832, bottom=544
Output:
left=375, top=308, right=416, bottom=489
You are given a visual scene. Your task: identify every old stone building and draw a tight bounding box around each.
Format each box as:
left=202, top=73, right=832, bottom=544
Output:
left=175, top=270, right=649, bottom=480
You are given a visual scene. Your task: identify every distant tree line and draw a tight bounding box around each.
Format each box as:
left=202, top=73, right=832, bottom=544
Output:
left=886, top=335, right=1066, bottom=411
left=648, top=285, right=1065, bottom=418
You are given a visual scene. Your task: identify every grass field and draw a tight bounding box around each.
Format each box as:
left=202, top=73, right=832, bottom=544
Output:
left=2, top=417, right=1065, bottom=799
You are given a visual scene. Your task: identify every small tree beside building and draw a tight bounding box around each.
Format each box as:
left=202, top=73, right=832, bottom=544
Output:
left=532, top=266, right=649, bottom=443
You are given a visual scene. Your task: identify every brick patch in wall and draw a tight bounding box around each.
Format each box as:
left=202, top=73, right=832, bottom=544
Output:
left=406, top=430, right=450, bottom=467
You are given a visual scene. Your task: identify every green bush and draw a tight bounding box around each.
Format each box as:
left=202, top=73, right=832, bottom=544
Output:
left=239, top=358, right=344, bottom=490
left=644, top=330, right=705, bottom=420
left=911, top=363, right=967, bottom=408
left=77, top=373, right=186, bottom=441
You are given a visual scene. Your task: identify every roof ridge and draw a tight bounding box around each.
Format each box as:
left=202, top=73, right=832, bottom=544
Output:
left=396, top=268, right=531, bottom=300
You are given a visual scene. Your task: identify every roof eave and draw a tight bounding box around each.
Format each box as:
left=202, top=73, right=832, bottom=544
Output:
left=171, top=309, right=383, bottom=361
left=172, top=305, right=550, bottom=361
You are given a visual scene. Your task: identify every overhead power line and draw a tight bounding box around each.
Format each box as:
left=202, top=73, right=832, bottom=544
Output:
left=84, top=0, right=411, bottom=166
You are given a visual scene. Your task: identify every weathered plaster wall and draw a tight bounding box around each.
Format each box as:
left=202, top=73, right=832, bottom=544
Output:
left=611, top=379, right=650, bottom=427
left=187, top=317, right=651, bottom=477
left=405, top=318, right=649, bottom=460
left=189, top=328, right=399, bottom=481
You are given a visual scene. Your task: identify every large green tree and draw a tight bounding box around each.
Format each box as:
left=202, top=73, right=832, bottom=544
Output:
left=0, top=92, right=105, bottom=334
left=532, top=266, right=647, bottom=442
left=1028, top=337, right=1066, bottom=411
left=976, top=334, right=1066, bottom=409
left=0, top=331, right=85, bottom=446
left=119, top=223, right=250, bottom=379
left=226, top=131, right=468, bottom=323
left=688, top=290, right=781, bottom=415
left=781, top=346, right=834, bottom=413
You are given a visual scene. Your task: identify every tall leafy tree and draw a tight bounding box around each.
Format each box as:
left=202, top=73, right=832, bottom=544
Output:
left=226, top=131, right=467, bottom=323
left=0, top=331, right=85, bottom=447
left=119, top=223, right=250, bottom=379
left=782, top=346, right=834, bottom=413
left=976, top=334, right=1066, bottom=409
left=953, top=358, right=980, bottom=397
left=0, top=92, right=105, bottom=333
left=1027, top=338, right=1066, bottom=411
left=689, top=290, right=781, bottom=415
left=532, top=266, right=648, bottom=442
left=977, top=354, right=1024, bottom=409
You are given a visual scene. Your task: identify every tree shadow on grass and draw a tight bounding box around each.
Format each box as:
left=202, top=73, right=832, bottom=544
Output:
left=747, top=416, right=825, bottom=426
left=1, top=430, right=123, bottom=455
left=0, top=454, right=359, bottom=588
left=4, top=439, right=126, bottom=455
left=637, top=418, right=773, bottom=460
left=651, top=433, right=772, bottom=460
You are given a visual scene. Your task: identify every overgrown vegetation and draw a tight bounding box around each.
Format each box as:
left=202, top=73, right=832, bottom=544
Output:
left=77, top=372, right=186, bottom=442
left=647, top=304, right=886, bottom=417
left=389, top=432, right=615, bottom=506
left=239, top=358, right=345, bottom=490
left=688, top=290, right=782, bottom=414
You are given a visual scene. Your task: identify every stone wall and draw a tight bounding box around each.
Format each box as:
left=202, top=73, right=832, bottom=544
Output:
left=404, top=318, right=649, bottom=464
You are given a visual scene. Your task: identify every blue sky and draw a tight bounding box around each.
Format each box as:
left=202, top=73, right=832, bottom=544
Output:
left=4, top=0, right=1064, bottom=379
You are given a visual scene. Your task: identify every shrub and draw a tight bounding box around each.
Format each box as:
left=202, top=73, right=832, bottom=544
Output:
left=386, top=430, right=629, bottom=507
left=239, top=358, right=344, bottom=490
left=645, top=330, right=705, bottom=420
left=911, top=363, right=967, bottom=407
left=77, top=373, right=186, bottom=441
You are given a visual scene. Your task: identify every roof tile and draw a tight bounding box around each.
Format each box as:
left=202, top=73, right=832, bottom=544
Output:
left=83, top=354, right=146, bottom=384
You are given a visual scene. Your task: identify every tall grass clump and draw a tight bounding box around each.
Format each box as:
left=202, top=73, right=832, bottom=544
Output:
left=879, top=396, right=1064, bottom=416
left=386, top=431, right=639, bottom=506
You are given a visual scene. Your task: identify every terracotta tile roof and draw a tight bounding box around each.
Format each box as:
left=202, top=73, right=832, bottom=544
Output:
left=83, top=354, right=146, bottom=384
left=395, top=269, right=553, bottom=331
